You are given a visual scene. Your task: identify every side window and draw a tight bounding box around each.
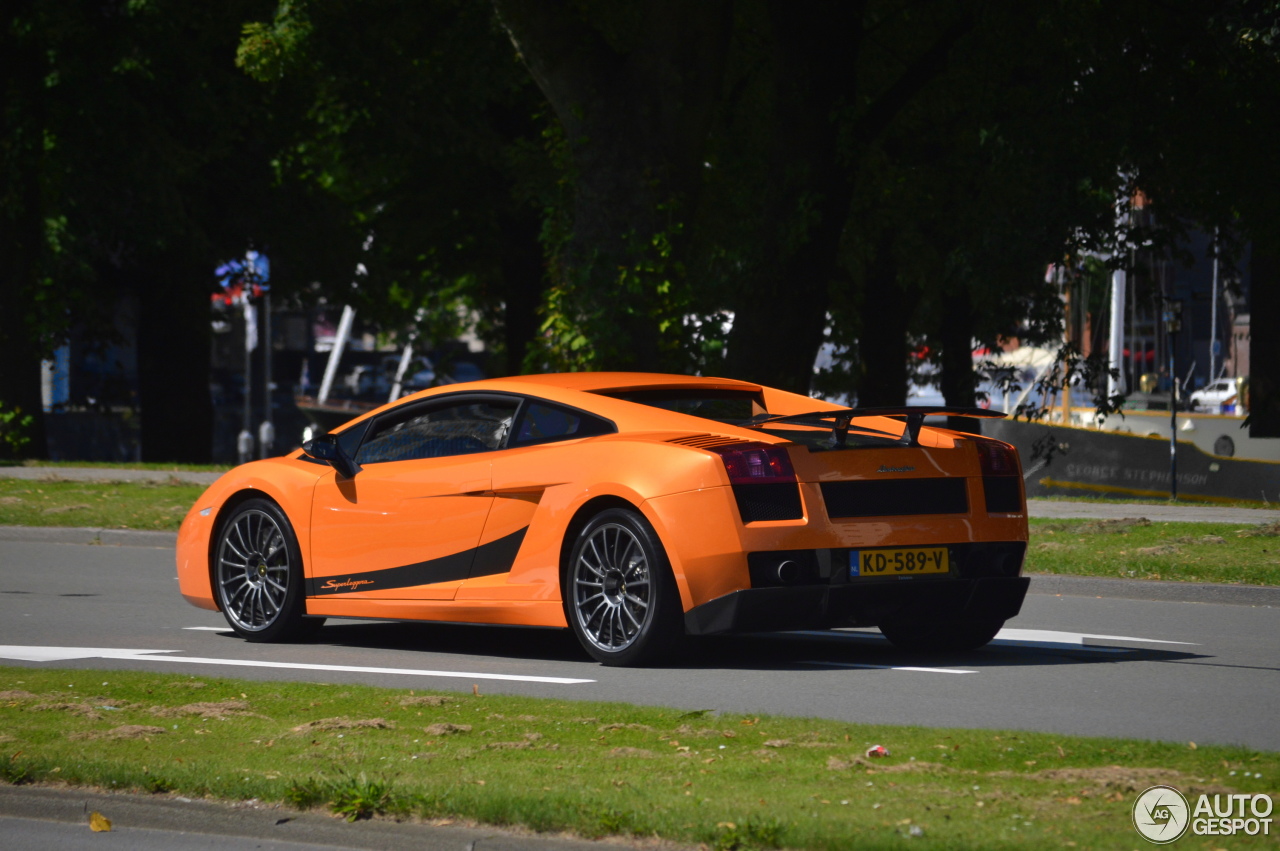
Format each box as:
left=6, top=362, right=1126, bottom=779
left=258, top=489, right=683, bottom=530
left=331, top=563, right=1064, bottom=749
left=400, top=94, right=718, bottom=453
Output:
left=356, top=398, right=518, bottom=464
left=512, top=401, right=614, bottom=447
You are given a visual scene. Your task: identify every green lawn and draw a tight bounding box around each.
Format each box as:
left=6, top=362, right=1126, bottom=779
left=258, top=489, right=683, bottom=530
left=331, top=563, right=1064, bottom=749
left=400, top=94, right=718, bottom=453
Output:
left=6, top=460, right=231, bottom=473
left=1026, top=517, right=1280, bottom=586
left=2, top=666, right=1273, bottom=850
left=0, top=478, right=205, bottom=530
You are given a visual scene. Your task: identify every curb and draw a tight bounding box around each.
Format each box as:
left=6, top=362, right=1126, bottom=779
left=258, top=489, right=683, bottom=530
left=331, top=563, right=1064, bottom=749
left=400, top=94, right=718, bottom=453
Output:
left=0, top=784, right=630, bottom=851
left=0, top=525, right=178, bottom=548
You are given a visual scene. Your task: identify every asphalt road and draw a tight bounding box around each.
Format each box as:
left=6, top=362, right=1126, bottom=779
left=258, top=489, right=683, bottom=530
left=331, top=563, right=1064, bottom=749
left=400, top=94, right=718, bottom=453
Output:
left=1, top=536, right=1277, bottom=754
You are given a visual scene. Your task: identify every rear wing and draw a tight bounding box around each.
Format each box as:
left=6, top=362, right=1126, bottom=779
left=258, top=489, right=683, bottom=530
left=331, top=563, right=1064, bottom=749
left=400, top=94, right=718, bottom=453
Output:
left=743, top=406, right=1006, bottom=448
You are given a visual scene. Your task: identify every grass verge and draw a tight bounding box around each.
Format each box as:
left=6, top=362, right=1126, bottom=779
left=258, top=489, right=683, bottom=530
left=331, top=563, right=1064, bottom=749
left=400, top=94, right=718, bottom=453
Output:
left=1026, top=517, right=1280, bottom=586
left=0, top=478, right=205, bottom=531
left=13, top=460, right=231, bottom=473
left=1, top=666, right=1275, bottom=849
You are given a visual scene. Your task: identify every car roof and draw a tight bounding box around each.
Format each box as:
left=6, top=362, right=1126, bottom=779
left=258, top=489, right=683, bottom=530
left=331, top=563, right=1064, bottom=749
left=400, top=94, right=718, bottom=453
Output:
left=326, top=372, right=777, bottom=440
left=470, top=372, right=764, bottom=394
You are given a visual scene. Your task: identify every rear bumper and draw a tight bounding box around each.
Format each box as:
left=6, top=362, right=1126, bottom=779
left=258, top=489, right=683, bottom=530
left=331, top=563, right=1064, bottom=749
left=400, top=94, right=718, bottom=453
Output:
left=683, top=575, right=1030, bottom=635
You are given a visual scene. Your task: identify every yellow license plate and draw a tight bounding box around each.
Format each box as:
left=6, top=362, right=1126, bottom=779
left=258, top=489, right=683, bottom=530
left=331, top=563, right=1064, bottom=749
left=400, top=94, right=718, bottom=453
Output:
left=851, top=547, right=949, bottom=577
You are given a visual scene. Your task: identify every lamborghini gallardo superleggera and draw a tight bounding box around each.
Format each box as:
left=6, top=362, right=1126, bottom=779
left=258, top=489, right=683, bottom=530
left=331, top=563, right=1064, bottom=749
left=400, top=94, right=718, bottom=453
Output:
left=177, top=372, right=1029, bottom=665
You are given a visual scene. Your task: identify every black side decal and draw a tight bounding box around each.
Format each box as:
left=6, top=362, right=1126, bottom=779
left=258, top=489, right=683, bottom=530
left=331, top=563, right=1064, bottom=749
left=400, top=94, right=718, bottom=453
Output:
left=307, top=527, right=528, bottom=596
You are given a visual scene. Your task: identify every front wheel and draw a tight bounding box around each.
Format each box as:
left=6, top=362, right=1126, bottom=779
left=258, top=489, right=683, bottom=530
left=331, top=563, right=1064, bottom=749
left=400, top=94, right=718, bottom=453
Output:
left=213, top=498, right=323, bottom=642
left=564, top=508, right=683, bottom=666
left=878, top=618, right=1005, bottom=652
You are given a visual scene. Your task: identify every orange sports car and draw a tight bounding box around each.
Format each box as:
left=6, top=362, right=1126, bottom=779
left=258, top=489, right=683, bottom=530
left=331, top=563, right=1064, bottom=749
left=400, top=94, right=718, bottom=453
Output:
left=176, top=372, right=1029, bottom=666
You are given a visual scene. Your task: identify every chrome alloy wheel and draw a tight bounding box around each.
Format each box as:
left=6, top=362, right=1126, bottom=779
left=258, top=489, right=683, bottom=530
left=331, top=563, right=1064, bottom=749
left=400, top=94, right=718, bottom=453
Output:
left=571, top=521, right=653, bottom=652
left=216, top=508, right=291, bottom=632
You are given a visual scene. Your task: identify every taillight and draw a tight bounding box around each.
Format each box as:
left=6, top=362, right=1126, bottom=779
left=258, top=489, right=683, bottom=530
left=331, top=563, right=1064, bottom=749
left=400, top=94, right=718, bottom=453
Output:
left=711, top=443, right=797, bottom=485
left=975, top=439, right=1018, bottom=476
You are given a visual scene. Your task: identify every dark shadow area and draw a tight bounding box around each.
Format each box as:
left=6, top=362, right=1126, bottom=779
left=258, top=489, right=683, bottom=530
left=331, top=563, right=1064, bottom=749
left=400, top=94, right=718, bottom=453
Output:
left=210, top=618, right=1211, bottom=672
left=677, top=630, right=1211, bottom=672
left=214, top=619, right=591, bottom=664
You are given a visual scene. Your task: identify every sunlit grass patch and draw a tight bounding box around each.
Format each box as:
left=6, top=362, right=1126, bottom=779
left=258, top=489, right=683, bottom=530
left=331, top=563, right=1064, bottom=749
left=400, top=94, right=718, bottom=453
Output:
left=1027, top=517, right=1280, bottom=586
left=0, top=478, right=205, bottom=530
left=0, top=667, right=1274, bottom=849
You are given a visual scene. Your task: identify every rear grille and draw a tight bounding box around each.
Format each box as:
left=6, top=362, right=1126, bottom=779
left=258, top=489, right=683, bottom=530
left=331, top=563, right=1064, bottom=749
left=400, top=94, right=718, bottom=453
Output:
left=667, top=434, right=754, bottom=449
left=821, top=478, right=968, bottom=518
left=733, top=483, right=804, bottom=522
left=983, top=476, right=1022, bottom=513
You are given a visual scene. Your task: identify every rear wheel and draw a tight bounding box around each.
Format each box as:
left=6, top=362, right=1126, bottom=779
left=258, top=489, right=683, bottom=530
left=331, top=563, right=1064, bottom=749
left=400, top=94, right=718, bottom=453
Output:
left=878, top=618, right=1004, bottom=652
left=214, top=498, right=323, bottom=642
left=564, top=508, right=683, bottom=666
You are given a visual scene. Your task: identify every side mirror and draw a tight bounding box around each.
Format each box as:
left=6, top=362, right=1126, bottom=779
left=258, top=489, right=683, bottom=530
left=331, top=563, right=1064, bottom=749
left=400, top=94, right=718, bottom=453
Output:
left=302, top=434, right=362, bottom=480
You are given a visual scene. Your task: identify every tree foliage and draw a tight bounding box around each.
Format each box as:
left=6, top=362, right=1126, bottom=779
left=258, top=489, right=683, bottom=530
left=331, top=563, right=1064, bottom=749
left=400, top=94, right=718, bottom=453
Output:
left=4, top=0, right=1280, bottom=459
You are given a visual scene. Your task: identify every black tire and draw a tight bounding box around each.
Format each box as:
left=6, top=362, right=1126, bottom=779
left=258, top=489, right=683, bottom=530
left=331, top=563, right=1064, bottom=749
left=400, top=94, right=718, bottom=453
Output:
left=213, top=498, right=323, bottom=642
left=878, top=618, right=1005, bottom=652
left=563, top=508, right=684, bottom=666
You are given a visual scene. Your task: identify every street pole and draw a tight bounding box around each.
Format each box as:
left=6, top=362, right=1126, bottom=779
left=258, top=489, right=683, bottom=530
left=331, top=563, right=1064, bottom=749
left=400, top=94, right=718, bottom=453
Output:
left=259, top=292, right=275, bottom=458
left=238, top=297, right=256, bottom=464
left=1209, top=228, right=1220, bottom=383
left=1164, top=299, right=1181, bottom=500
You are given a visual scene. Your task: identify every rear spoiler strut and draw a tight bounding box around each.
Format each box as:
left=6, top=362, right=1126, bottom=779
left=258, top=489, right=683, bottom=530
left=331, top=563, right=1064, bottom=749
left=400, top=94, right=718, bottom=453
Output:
left=743, top=406, right=1006, bottom=448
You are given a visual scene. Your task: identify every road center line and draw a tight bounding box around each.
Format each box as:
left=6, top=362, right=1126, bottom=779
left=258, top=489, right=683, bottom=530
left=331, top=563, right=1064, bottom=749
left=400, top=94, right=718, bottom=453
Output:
left=0, top=645, right=595, bottom=685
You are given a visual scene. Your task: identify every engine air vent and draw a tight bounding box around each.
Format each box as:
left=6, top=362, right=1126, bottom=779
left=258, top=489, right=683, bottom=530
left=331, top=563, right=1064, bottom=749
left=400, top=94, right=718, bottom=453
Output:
left=667, top=434, right=754, bottom=450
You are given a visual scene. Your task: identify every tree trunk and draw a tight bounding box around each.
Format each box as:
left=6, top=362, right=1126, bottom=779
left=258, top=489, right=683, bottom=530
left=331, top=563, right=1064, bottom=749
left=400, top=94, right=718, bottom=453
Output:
left=498, top=206, right=546, bottom=375
left=493, top=0, right=731, bottom=370
left=938, top=285, right=979, bottom=433
left=721, top=2, right=861, bottom=393
left=0, top=0, right=49, bottom=458
left=856, top=238, right=911, bottom=406
left=1249, top=242, right=1280, bottom=437
left=134, top=256, right=214, bottom=462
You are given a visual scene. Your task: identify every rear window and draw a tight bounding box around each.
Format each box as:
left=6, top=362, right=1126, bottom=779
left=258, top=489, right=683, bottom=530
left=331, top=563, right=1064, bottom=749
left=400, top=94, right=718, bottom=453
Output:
left=602, top=389, right=761, bottom=424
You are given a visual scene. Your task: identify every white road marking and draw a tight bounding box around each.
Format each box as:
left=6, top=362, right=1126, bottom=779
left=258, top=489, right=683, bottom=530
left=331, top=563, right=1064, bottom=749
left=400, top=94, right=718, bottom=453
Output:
left=802, top=661, right=977, bottom=674
left=182, top=627, right=231, bottom=632
left=791, top=627, right=1197, bottom=654
left=994, top=628, right=1198, bottom=646
left=0, top=645, right=595, bottom=685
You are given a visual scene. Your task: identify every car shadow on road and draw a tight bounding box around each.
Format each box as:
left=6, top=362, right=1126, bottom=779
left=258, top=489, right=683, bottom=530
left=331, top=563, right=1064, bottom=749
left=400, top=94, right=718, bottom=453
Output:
left=673, top=630, right=1212, bottom=672
left=266, top=620, right=1217, bottom=672
left=292, top=620, right=591, bottom=664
